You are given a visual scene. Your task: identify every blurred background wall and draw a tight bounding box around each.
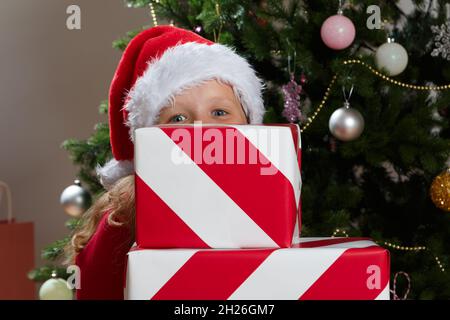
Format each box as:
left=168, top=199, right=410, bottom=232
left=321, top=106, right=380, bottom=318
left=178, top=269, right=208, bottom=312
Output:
left=0, top=0, right=150, bottom=273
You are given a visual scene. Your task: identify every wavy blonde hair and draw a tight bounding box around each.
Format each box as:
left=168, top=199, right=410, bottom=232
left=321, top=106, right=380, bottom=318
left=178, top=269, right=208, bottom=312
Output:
left=65, top=174, right=135, bottom=265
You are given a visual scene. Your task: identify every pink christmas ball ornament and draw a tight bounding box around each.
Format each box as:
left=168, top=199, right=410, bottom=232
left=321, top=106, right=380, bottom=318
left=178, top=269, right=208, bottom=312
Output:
left=321, top=14, right=356, bottom=50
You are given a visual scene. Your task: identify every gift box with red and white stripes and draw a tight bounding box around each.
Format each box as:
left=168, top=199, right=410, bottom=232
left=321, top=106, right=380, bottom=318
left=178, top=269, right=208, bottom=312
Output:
left=125, top=237, right=390, bottom=300
left=134, top=124, right=302, bottom=249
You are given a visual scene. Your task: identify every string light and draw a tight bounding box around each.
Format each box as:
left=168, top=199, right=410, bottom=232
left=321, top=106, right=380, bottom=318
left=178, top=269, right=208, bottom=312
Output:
left=301, top=59, right=450, bottom=132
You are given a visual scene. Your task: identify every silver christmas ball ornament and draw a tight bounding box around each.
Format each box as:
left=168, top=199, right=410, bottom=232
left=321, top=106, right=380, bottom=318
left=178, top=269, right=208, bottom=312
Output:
left=375, top=37, right=408, bottom=76
left=329, top=102, right=365, bottom=141
left=60, top=180, right=91, bottom=217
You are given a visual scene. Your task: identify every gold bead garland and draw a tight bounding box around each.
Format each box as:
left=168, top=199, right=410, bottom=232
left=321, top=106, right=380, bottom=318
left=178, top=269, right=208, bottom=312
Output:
left=331, top=229, right=446, bottom=272
left=381, top=240, right=445, bottom=273
left=300, top=74, right=337, bottom=132
left=301, top=59, right=450, bottom=132
left=435, top=256, right=445, bottom=272
left=149, top=1, right=159, bottom=26
left=382, top=241, right=427, bottom=252
left=343, top=59, right=450, bottom=90
left=331, top=228, right=349, bottom=237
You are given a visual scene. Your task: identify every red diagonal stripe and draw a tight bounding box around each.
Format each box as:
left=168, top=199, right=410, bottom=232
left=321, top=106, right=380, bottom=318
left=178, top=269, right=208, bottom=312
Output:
left=135, top=173, right=209, bottom=248
left=161, top=126, right=298, bottom=248
left=299, top=246, right=390, bottom=300
left=292, top=237, right=372, bottom=248
left=152, top=249, right=275, bottom=300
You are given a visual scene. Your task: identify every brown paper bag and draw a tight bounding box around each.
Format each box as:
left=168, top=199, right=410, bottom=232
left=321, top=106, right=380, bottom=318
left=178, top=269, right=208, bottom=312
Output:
left=0, top=181, right=35, bottom=300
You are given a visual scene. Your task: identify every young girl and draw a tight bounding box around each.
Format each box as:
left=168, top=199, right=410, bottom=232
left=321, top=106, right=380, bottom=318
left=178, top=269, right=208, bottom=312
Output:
left=67, top=25, right=266, bottom=300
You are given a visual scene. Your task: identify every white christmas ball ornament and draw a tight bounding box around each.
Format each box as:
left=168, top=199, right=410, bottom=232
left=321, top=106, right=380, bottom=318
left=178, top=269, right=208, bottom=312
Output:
left=375, top=40, right=408, bottom=76
left=39, top=278, right=73, bottom=300
left=329, top=103, right=365, bottom=141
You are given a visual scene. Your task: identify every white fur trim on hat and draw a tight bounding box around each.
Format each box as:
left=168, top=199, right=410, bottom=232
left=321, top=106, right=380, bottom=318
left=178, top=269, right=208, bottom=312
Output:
left=124, top=42, right=266, bottom=138
left=96, top=159, right=134, bottom=190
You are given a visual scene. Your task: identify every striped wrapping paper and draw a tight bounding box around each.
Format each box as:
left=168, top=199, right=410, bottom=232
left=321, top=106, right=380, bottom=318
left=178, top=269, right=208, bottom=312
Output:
left=125, top=237, right=390, bottom=300
left=134, top=124, right=302, bottom=249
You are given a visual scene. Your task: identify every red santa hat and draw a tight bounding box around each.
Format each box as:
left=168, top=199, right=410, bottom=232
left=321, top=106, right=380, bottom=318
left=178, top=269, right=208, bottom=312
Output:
left=97, top=25, right=266, bottom=189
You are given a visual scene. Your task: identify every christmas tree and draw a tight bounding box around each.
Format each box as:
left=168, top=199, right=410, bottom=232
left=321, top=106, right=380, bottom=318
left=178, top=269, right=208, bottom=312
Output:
left=30, top=0, right=450, bottom=299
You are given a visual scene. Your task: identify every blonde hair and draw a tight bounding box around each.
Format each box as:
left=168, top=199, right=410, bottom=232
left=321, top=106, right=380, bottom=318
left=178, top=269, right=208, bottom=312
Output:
left=65, top=174, right=135, bottom=265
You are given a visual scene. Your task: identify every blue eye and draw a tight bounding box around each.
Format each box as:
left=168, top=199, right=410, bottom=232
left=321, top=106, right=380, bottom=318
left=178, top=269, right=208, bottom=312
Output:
left=170, top=114, right=187, bottom=123
left=212, top=109, right=228, bottom=117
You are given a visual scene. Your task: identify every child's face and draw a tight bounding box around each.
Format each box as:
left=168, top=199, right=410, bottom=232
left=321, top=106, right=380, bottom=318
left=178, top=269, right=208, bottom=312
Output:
left=157, top=79, right=248, bottom=125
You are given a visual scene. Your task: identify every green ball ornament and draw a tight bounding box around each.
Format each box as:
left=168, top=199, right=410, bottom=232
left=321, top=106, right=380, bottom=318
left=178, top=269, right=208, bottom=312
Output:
left=39, top=278, right=73, bottom=300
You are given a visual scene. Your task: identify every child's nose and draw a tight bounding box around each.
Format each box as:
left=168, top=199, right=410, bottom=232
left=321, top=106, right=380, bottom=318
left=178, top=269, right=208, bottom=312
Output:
left=190, top=116, right=224, bottom=124
left=189, top=112, right=215, bottom=124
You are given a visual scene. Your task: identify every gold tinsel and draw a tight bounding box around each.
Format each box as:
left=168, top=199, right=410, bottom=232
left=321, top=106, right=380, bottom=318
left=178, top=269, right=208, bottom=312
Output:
left=430, top=169, right=450, bottom=212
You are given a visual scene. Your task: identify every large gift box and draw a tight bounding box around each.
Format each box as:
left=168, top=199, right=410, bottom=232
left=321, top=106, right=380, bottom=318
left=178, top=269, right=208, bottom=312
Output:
left=134, top=124, right=302, bottom=248
left=125, top=237, right=390, bottom=300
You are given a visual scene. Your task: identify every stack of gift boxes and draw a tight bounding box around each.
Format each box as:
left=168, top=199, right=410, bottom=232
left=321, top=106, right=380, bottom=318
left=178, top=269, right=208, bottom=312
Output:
left=125, top=124, right=390, bottom=300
